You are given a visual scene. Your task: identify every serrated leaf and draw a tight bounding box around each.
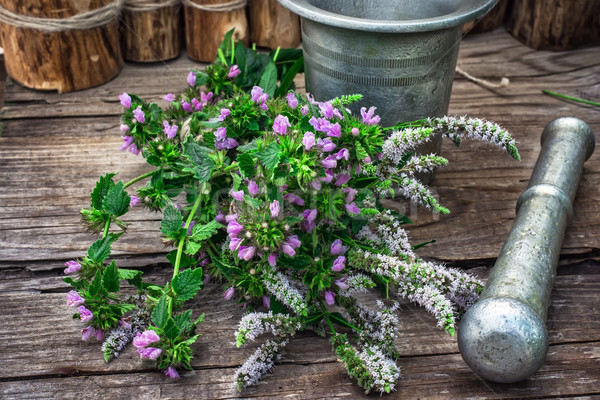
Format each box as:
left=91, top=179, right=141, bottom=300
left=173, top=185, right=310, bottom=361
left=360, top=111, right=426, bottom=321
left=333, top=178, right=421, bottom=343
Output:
left=255, top=142, right=281, bottom=169
left=259, top=61, right=277, bottom=97
left=163, top=317, right=181, bottom=341
left=102, top=261, right=120, bottom=293
left=91, top=173, right=116, bottom=210
left=88, top=233, right=122, bottom=263
left=88, top=270, right=107, bottom=298
left=237, top=153, right=255, bottom=178
left=238, top=139, right=260, bottom=152
left=193, top=313, right=205, bottom=325
left=184, top=239, right=202, bottom=256
left=244, top=196, right=263, bottom=209
left=191, top=220, right=223, bottom=242
left=231, top=173, right=242, bottom=190
left=118, top=268, right=141, bottom=280
left=174, top=309, right=193, bottom=331
left=355, top=141, right=369, bottom=161
left=172, top=268, right=204, bottom=302
left=102, top=181, right=130, bottom=217
left=183, top=139, right=214, bottom=182
left=161, top=204, right=183, bottom=237
left=152, top=295, right=169, bottom=330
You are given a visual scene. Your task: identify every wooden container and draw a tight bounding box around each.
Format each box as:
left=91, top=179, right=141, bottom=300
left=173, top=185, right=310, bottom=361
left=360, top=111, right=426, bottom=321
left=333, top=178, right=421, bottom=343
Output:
left=122, top=0, right=182, bottom=62
left=248, top=0, right=300, bottom=49
left=0, top=0, right=123, bottom=93
left=183, top=0, right=249, bottom=62
left=468, top=0, right=509, bottom=34
left=506, top=0, right=600, bottom=50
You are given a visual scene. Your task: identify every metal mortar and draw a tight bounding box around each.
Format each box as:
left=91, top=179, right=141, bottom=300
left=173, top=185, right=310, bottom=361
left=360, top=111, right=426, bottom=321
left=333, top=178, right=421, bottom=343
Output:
left=458, top=117, right=595, bottom=383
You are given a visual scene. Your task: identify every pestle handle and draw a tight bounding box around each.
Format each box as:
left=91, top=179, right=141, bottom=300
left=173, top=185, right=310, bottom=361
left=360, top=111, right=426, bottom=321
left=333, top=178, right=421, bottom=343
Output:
left=457, top=117, right=595, bottom=383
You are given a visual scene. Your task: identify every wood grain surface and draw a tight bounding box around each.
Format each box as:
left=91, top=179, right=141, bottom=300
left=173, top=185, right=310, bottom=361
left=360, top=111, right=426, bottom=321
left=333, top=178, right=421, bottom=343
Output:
left=0, top=29, right=599, bottom=399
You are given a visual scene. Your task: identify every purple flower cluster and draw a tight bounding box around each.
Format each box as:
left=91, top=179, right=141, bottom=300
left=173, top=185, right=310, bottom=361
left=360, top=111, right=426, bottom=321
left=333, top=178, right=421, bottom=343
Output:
left=214, top=127, right=239, bottom=150
left=162, top=121, right=178, bottom=139
left=133, top=330, right=162, bottom=360
left=251, top=86, right=269, bottom=111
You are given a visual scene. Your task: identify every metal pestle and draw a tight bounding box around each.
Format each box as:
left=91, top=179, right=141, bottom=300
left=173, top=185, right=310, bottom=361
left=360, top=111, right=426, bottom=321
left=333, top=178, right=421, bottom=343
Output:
left=457, top=117, right=595, bottom=383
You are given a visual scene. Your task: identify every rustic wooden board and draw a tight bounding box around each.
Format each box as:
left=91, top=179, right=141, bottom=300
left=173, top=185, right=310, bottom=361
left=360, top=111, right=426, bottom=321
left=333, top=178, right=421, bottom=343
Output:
left=1, top=28, right=600, bottom=399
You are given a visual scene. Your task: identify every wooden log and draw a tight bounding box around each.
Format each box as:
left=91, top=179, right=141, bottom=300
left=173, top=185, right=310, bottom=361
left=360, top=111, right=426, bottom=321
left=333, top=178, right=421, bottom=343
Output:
left=466, top=0, right=509, bottom=34
left=506, top=0, right=600, bottom=50
left=248, top=0, right=300, bottom=49
left=121, top=0, right=182, bottom=63
left=183, top=0, right=249, bottom=63
left=0, top=0, right=123, bottom=93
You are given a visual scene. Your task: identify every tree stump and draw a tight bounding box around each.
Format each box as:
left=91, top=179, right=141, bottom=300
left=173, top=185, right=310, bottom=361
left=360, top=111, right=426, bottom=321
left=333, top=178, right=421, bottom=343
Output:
left=0, top=0, right=123, bottom=93
left=467, top=0, right=509, bottom=34
left=121, top=0, right=182, bottom=63
left=248, top=0, right=300, bottom=49
left=183, top=0, right=249, bottom=62
left=506, top=0, right=600, bottom=50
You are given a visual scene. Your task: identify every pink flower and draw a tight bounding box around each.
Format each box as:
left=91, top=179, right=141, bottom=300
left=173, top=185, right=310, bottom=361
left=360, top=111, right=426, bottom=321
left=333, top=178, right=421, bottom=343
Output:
left=345, top=203, right=361, bottom=214
left=227, top=220, right=244, bottom=237
left=64, top=260, right=82, bottom=274
left=119, top=92, right=131, bottom=108
left=130, top=195, right=140, bottom=208
left=165, top=366, right=179, bottom=379
left=200, top=91, right=213, bottom=106
left=248, top=180, right=259, bottom=196
left=317, top=138, right=336, bottom=152
left=321, top=169, right=334, bottom=184
left=229, top=237, right=243, bottom=252
left=330, top=239, right=344, bottom=255
left=216, top=212, right=225, bottom=223
left=192, top=98, right=202, bottom=111
left=343, top=187, right=358, bottom=203
left=300, top=104, right=309, bottom=116
left=287, top=92, right=298, bottom=109
left=133, top=330, right=160, bottom=350
left=162, top=121, right=178, bottom=139
left=181, top=100, right=192, bottom=112
left=326, top=122, right=341, bottom=138
left=120, top=135, right=133, bottom=151
left=139, top=347, right=162, bottom=360
left=283, top=193, right=305, bottom=206
left=273, top=114, right=291, bottom=135
left=218, top=108, right=231, bottom=121
left=335, top=276, right=349, bottom=290
left=187, top=71, right=196, bottom=86
left=129, top=143, right=140, bottom=156
left=119, top=318, right=132, bottom=330
left=268, top=253, right=277, bottom=266
left=360, top=106, right=380, bottom=125
left=251, top=86, right=265, bottom=103
left=332, top=256, right=346, bottom=272
left=81, top=326, right=95, bottom=341
left=133, top=107, right=145, bottom=123
left=363, top=156, right=372, bottom=164
left=351, top=127, right=360, bottom=136
left=238, top=246, right=256, bottom=261
left=321, top=156, right=337, bottom=169
left=319, top=102, right=334, bottom=119
left=224, top=287, right=235, bottom=300
left=227, top=64, right=241, bottom=78
left=324, top=290, right=336, bottom=305
left=302, top=209, right=317, bottom=222
left=231, top=190, right=245, bottom=202
left=225, top=214, right=238, bottom=223
left=263, top=295, right=271, bottom=308
left=335, top=173, right=351, bottom=186
left=215, top=127, right=227, bottom=141
left=66, top=290, right=84, bottom=307
left=78, top=306, right=93, bottom=323
left=163, top=93, right=175, bottom=102
left=303, top=132, right=315, bottom=151
left=95, top=329, right=103, bottom=341
left=285, top=235, right=301, bottom=249
left=120, top=124, right=130, bottom=132
left=270, top=200, right=280, bottom=218
left=334, top=148, right=350, bottom=161
left=282, top=242, right=296, bottom=257
left=310, top=180, right=322, bottom=190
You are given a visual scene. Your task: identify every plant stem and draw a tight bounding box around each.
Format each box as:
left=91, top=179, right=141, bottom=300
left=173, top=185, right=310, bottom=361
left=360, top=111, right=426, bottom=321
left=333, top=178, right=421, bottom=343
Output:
left=102, top=219, right=111, bottom=238
left=542, top=90, right=600, bottom=107
left=325, top=315, right=336, bottom=334
left=124, top=170, right=156, bottom=188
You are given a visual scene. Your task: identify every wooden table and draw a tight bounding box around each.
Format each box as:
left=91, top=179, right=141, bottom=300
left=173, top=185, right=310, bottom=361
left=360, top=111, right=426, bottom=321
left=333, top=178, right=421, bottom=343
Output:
left=1, top=29, right=599, bottom=399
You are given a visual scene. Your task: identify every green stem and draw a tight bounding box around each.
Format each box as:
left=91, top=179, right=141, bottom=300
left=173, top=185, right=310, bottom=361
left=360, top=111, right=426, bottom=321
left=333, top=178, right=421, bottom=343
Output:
left=124, top=170, right=156, bottom=188
left=325, top=315, right=336, bottom=334
left=102, top=219, right=111, bottom=238
left=542, top=90, right=600, bottom=107
left=328, top=312, right=363, bottom=333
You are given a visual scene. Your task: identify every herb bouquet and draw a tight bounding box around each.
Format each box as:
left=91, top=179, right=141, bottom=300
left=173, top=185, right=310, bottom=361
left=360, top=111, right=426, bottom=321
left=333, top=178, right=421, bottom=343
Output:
left=64, top=36, right=520, bottom=394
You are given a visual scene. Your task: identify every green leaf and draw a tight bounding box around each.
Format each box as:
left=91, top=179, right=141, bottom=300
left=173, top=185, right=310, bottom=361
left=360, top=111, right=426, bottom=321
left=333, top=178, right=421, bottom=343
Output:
left=174, top=309, right=193, bottom=331
left=218, top=28, right=235, bottom=61
left=237, top=153, right=255, bottom=178
left=172, top=268, right=204, bottom=302
left=167, top=250, right=198, bottom=269
left=184, top=240, right=202, bottom=256
left=191, top=220, right=223, bottom=242
left=270, top=296, right=289, bottom=315
left=118, top=268, right=142, bottom=280
left=88, top=270, right=107, bottom=298
left=102, top=181, right=130, bottom=217
left=354, top=142, right=369, bottom=161
left=163, top=317, right=181, bottom=341
left=191, top=70, right=209, bottom=87
left=193, top=313, right=205, bottom=325
left=102, top=261, right=120, bottom=293
left=231, top=172, right=242, bottom=190
left=183, top=139, right=214, bottom=182
left=64, top=277, right=86, bottom=291
left=259, top=61, right=278, bottom=97
left=91, top=173, right=116, bottom=210
left=152, top=295, right=169, bottom=330
left=161, top=204, right=183, bottom=237
left=255, top=142, right=281, bottom=169
left=237, top=139, right=260, bottom=153
left=88, top=233, right=122, bottom=263
left=275, top=56, right=305, bottom=98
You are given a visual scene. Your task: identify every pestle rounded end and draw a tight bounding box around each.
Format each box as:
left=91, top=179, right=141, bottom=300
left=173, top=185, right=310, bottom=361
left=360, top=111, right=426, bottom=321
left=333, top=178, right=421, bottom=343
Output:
left=541, top=117, right=595, bottom=161
left=458, top=297, right=548, bottom=383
